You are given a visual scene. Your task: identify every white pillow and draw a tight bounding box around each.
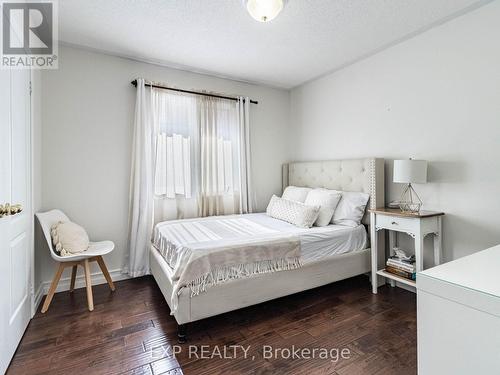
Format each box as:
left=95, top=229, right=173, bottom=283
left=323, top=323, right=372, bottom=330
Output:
left=304, top=189, right=342, bottom=227
left=51, top=221, right=90, bottom=256
left=266, top=195, right=320, bottom=228
left=332, top=191, right=370, bottom=227
left=282, top=186, right=312, bottom=203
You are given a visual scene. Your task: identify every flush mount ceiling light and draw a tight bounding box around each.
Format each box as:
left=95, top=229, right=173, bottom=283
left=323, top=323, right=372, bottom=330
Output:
left=244, top=0, right=285, bottom=23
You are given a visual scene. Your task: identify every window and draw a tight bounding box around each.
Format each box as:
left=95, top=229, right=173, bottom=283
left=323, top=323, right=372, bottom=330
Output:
left=152, top=90, right=245, bottom=219
left=154, top=133, right=191, bottom=198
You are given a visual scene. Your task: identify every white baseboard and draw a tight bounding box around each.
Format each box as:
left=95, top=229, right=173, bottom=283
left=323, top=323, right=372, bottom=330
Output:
left=32, top=269, right=414, bottom=313
left=34, top=283, right=45, bottom=313
left=33, top=268, right=131, bottom=311
left=368, top=272, right=388, bottom=287
left=395, top=281, right=416, bottom=293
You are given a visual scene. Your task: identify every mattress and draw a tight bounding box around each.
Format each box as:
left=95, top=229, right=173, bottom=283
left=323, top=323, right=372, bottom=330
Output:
left=153, top=213, right=367, bottom=269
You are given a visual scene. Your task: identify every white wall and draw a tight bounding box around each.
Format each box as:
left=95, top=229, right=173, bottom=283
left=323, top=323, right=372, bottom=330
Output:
left=38, top=1, right=500, bottom=291
left=37, top=46, right=291, bottom=288
left=290, top=1, right=500, bottom=263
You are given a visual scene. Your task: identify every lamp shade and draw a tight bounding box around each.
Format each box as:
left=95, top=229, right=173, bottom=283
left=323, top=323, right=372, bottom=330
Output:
left=393, top=160, right=427, bottom=184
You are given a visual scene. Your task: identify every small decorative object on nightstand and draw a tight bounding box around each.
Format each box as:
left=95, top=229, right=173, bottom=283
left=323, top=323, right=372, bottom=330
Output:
left=369, top=208, right=444, bottom=294
left=393, top=159, right=427, bottom=213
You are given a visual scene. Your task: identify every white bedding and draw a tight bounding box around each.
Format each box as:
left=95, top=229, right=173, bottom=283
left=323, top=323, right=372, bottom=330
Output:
left=238, top=213, right=368, bottom=264
left=154, top=214, right=306, bottom=313
left=153, top=213, right=367, bottom=270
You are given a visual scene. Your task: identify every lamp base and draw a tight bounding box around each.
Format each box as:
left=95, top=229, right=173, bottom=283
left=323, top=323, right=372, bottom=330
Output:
left=399, top=183, right=422, bottom=213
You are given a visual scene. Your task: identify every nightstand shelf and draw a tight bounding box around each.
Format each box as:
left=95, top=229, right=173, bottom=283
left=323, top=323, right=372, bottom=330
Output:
left=369, top=208, right=444, bottom=294
left=376, top=269, right=416, bottom=287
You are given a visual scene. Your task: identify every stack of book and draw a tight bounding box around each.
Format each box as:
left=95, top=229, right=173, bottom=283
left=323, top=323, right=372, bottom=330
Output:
left=386, top=255, right=416, bottom=281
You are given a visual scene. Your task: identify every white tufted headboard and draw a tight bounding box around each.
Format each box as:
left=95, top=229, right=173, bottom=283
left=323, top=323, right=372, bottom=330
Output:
left=282, top=158, right=385, bottom=225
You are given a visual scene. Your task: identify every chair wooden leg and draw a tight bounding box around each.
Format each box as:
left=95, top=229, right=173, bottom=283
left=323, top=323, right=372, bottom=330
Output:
left=69, top=265, right=78, bottom=293
left=41, top=263, right=65, bottom=313
left=83, top=259, right=94, bottom=311
left=96, top=256, right=115, bottom=291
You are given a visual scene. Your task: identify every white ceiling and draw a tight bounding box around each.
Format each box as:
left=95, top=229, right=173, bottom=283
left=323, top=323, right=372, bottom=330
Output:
left=59, top=0, right=488, bottom=89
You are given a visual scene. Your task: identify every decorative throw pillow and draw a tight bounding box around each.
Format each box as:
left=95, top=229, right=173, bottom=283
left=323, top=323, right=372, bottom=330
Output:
left=331, top=191, right=370, bottom=227
left=50, top=221, right=90, bottom=256
left=304, top=189, right=342, bottom=227
left=266, top=195, right=320, bottom=228
left=282, top=186, right=312, bottom=203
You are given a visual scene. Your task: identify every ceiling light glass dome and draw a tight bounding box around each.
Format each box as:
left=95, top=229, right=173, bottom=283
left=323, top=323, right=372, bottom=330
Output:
left=245, top=0, right=284, bottom=23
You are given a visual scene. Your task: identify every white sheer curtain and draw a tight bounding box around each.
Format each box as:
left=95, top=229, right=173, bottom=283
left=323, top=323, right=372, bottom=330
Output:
left=127, top=82, right=254, bottom=275
left=126, top=79, right=154, bottom=277
left=152, top=90, right=199, bottom=222
left=153, top=91, right=252, bottom=222
left=237, top=97, right=253, bottom=214
left=198, top=96, right=240, bottom=217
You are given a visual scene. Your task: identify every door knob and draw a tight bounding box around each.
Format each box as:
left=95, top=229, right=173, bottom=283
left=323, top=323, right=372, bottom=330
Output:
left=0, top=203, right=23, bottom=217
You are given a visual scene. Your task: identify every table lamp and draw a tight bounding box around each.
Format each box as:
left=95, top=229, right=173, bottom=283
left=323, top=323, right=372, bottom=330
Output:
left=393, top=159, right=427, bottom=213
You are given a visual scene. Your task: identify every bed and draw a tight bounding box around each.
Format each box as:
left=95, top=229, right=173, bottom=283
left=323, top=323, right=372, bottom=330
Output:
left=150, top=158, right=385, bottom=341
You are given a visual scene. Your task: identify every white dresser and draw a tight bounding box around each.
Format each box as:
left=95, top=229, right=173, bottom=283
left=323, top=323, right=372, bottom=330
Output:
left=417, top=245, right=500, bottom=374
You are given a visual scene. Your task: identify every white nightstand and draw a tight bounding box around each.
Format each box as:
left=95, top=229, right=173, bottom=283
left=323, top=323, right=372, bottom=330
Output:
left=369, top=208, right=444, bottom=294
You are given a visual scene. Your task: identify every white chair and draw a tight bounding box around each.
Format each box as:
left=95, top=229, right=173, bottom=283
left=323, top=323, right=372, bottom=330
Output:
left=36, top=209, right=115, bottom=312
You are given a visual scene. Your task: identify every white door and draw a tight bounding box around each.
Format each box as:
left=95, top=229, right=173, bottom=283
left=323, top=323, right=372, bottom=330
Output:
left=0, top=66, right=33, bottom=374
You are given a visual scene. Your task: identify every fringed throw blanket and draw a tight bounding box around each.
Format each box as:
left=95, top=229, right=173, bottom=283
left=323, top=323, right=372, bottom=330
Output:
left=153, top=216, right=301, bottom=313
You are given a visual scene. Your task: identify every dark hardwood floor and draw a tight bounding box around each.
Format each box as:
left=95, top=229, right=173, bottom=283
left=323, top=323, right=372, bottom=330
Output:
left=7, top=275, right=417, bottom=375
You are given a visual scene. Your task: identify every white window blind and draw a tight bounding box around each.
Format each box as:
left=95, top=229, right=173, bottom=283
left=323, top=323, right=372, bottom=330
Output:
left=154, top=133, right=191, bottom=198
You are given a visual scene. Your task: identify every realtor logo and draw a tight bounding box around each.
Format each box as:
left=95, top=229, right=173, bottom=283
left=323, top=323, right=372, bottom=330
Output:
left=1, top=0, right=58, bottom=69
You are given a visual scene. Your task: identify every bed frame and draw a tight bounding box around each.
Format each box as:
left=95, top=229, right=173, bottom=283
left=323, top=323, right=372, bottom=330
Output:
left=150, top=158, right=385, bottom=342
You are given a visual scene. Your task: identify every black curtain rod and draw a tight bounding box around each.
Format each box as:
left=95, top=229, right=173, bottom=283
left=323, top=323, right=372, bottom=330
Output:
left=131, top=80, right=258, bottom=104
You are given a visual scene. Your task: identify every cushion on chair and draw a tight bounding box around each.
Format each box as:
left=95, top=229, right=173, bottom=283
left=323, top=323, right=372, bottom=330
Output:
left=50, top=221, right=90, bottom=256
